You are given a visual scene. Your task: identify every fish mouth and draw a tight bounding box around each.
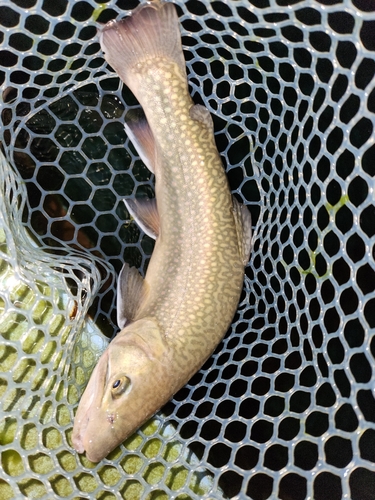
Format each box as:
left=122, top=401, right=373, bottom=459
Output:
left=85, top=448, right=107, bottom=463
left=79, top=431, right=112, bottom=463
left=71, top=428, right=85, bottom=455
left=71, top=349, right=130, bottom=462
left=71, top=391, right=95, bottom=456
left=72, top=427, right=109, bottom=462
left=71, top=350, right=109, bottom=460
left=72, top=403, right=113, bottom=462
left=73, top=409, right=124, bottom=463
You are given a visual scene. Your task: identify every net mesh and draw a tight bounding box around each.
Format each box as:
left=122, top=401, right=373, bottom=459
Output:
left=1, top=0, right=375, bottom=499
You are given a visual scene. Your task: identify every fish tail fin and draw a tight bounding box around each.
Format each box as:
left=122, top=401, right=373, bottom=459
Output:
left=99, top=1, right=186, bottom=96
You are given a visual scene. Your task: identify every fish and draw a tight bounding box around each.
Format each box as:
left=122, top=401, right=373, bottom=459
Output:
left=72, top=0, right=252, bottom=462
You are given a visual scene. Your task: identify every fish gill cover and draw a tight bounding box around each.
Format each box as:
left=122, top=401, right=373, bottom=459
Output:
left=0, top=0, right=374, bottom=499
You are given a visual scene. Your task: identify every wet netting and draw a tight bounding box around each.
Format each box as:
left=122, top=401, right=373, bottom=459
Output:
left=1, top=0, right=375, bottom=499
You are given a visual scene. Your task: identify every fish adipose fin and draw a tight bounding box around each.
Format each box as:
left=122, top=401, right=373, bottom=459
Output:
left=99, top=1, right=186, bottom=97
left=117, top=263, right=149, bottom=328
left=189, top=104, right=214, bottom=131
left=124, top=198, right=159, bottom=240
left=125, top=109, right=156, bottom=174
left=232, top=197, right=253, bottom=265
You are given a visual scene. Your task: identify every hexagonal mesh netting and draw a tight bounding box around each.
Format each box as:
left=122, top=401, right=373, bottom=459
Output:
left=1, top=0, right=375, bottom=498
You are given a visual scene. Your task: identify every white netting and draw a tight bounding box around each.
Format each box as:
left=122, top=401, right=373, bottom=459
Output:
left=0, top=0, right=375, bottom=499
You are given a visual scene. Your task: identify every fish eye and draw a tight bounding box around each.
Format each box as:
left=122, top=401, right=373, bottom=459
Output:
left=111, top=375, right=131, bottom=398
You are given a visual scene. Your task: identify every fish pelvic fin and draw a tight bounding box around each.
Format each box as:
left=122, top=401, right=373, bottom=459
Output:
left=124, top=197, right=159, bottom=240
left=125, top=109, right=156, bottom=174
left=232, top=196, right=253, bottom=266
left=117, top=263, right=149, bottom=328
left=99, top=1, right=186, bottom=96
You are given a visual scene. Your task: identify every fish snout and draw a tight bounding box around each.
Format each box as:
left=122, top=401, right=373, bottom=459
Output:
left=82, top=435, right=111, bottom=463
left=72, top=410, right=92, bottom=456
left=72, top=421, right=111, bottom=463
left=71, top=429, right=85, bottom=454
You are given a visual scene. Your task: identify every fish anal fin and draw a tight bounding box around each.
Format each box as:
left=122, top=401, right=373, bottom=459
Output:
left=232, top=196, right=253, bottom=265
left=124, top=198, right=159, bottom=240
left=117, top=263, right=149, bottom=328
left=189, top=104, right=214, bottom=131
left=125, top=110, right=155, bottom=174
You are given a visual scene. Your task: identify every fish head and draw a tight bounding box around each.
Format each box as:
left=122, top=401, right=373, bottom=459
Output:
left=72, top=318, right=170, bottom=462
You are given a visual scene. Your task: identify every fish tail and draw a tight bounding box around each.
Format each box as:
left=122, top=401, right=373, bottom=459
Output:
left=99, top=1, right=186, bottom=97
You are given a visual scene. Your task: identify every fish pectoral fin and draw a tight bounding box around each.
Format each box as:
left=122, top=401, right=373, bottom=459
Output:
left=232, top=196, right=253, bottom=265
left=189, top=104, right=214, bottom=132
left=124, top=198, right=159, bottom=240
left=115, top=317, right=168, bottom=360
left=125, top=109, right=156, bottom=174
left=117, top=263, right=149, bottom=328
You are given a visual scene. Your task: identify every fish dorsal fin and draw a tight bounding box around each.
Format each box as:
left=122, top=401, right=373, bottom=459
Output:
left=125, top=110, right=155, bottom=174
left=189, top=104, right=214, bottom=131
left=232, top=196, right=253, bottom=265
left=117, top=263, right=149, bottom=328
left=124, top=198, right=159, bottom=240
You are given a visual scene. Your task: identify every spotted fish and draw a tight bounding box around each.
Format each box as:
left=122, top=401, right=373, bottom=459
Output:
left=72, top=0, right=252, bottom=462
